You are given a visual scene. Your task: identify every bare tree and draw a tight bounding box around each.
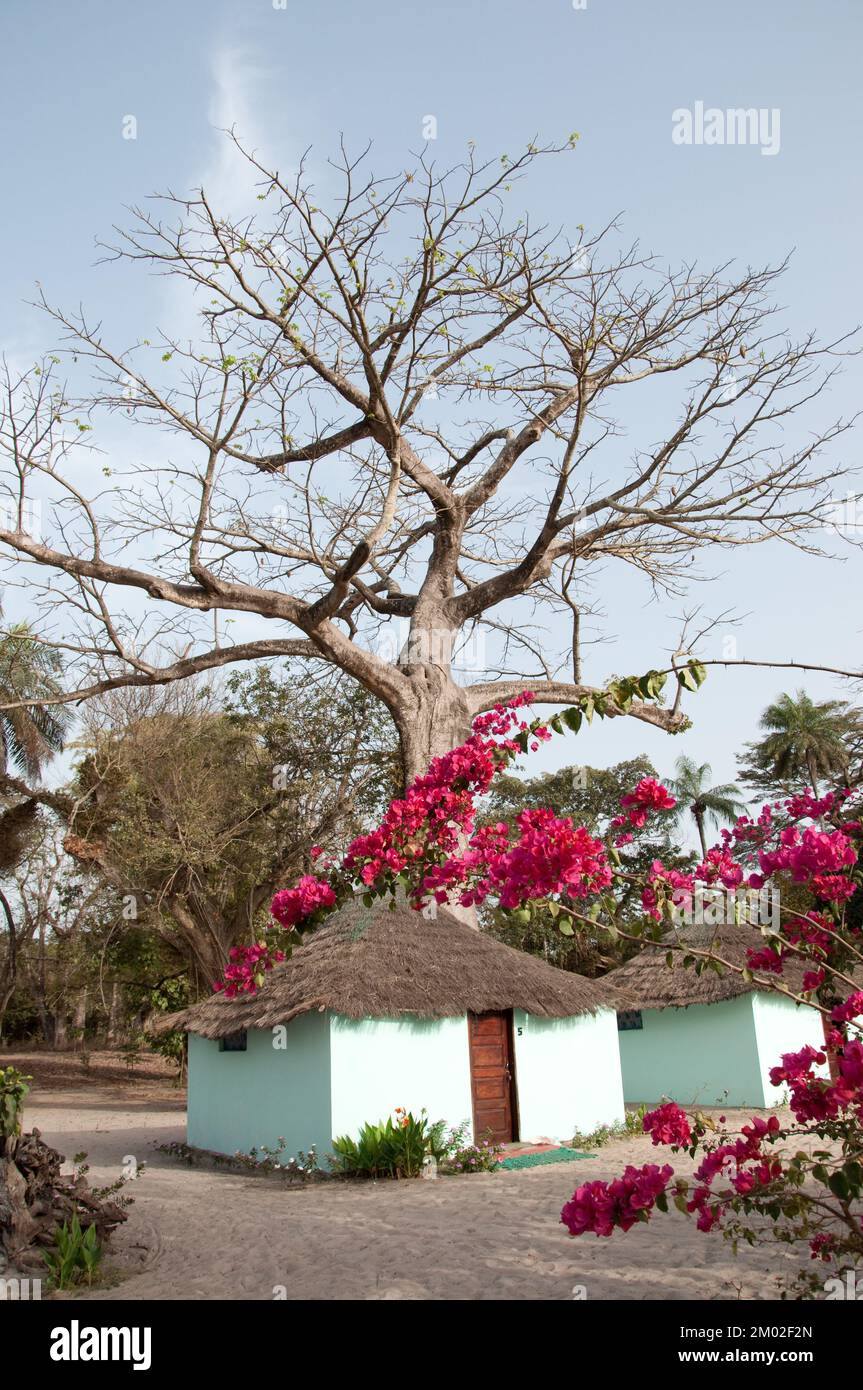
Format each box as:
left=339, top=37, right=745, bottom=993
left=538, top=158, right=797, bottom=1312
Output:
left=0, top=138, right=856, bottom=783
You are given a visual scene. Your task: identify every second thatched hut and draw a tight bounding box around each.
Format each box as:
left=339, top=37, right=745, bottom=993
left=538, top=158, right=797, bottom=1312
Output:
left=610, top=924, right=829, bottom=1107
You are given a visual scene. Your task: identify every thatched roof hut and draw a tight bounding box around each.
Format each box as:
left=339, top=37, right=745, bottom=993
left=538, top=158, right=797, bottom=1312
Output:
left=174, top=898, right=628, bottom=1156
left=609, top=923, right=812, bottom=1012
left=611, top=923, right=840, bottom=1108
left=171, top=897, right=616, bottom=1041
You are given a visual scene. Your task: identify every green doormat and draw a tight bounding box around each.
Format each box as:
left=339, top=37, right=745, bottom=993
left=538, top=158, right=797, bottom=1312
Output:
left=497, top=1147, right=593, bottom=1170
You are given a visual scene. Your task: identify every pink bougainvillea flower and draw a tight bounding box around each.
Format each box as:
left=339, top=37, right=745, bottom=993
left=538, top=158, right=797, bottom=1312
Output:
left=643, top=1102, right=692, bottom=1148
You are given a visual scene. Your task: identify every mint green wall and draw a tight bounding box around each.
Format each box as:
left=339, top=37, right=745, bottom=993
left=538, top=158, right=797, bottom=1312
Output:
left=752, top=993, right=828, bottom=1104
left=513, top=1008, right=625, bottom=1140
left=618, top=995, right=766, bottom=1107
left=188, top=1006, right=629, bottom=1160
left=328, top=1015, right=473, bottom=1140
left=619, top=993, right=832, bottom=1108
left=187, top=1012, right=332, bottom=1158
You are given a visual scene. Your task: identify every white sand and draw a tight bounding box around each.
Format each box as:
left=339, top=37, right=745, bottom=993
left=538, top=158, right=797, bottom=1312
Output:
left=21, top=1086, right=813, bottom=1301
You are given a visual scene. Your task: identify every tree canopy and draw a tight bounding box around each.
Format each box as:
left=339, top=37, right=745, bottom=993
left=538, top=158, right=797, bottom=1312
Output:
left=0, top=138, right=855, bottom=784
left=63, top=666, right=398, bottom=987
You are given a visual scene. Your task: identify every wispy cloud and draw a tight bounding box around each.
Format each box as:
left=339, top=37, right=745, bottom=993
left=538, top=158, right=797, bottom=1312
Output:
left=199, top=41, right=274, bottom=217
left=155, top=40, right=283, bottom=342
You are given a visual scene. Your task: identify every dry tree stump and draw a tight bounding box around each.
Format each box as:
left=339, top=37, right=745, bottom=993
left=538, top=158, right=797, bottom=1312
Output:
left=0, top=1128, right=127, bottom=1276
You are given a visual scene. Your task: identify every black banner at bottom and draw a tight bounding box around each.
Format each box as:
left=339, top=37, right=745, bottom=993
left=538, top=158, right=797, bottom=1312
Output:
left=7, top=1295, right=857, bottom=1374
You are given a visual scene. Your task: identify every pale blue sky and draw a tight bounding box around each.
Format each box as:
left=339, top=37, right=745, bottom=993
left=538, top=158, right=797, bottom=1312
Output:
left=1, top=0, right=861, bottom=815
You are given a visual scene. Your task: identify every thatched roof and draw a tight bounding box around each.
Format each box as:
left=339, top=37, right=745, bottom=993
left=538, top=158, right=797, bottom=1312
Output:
left=609, top=923, right=816, bottom=1011
left=166, top=898, right=619, bottom=1040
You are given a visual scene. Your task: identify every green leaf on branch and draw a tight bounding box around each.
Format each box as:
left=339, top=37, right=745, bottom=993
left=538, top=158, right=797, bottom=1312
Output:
left=677, top=667, right=699, bottom=692
left=677, top=660, right=708, bottom=693
left=828, top=1171, right=851, bottom=1201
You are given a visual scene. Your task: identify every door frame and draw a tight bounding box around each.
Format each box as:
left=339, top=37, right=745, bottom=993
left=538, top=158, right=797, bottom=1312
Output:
left=468, top=1009, right=520, bottom=1144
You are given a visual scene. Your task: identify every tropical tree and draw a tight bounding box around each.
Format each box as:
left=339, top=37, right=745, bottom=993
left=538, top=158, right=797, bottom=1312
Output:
left=0, top=620, right=69, bottom=780
left=738, top=690, right=862, bottom=796
left=666, top=754, right=747, bottom=858
left=0, top=617, right=70, bottom=1035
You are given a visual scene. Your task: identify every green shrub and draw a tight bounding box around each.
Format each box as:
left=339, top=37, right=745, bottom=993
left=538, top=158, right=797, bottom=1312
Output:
left=236, top=1137, right=319, bottom=1179
left=332, top=1107, right=431, bottom=1179
left=150, top=1027, right=187, bottom=1081
left=331, top=1110, right=503, bottom=1179
left=437, top=1123, right=502, bottom=1173
left=0, top=1065, right=31, bottom=1140
left=571, top=1105, right=648, bottom=1151
left=42, top=1213, right=103, bottom=1290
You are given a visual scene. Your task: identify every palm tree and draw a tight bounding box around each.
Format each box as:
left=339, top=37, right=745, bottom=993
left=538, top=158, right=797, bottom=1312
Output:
left=742, top=690, right=858, bottom=796
left=0, top=620, right=70, bottom=781
left=667, top=755, right=748, bottom=859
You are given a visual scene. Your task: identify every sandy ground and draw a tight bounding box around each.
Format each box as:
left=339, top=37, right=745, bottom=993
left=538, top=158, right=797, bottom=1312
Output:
left=3, top=1049, right=819, bottom=1302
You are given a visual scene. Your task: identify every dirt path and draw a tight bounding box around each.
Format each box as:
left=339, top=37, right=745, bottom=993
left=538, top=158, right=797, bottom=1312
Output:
left=19, top=1081, right=811, bottom=1301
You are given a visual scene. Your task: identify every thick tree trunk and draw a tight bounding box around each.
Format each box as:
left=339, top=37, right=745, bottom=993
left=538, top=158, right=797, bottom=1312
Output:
left=50, top=1010, right=67, bottom=1049
left=392, top=665, right=478, bottom=925
left=394, top=666, right=474, bottom=786
left=162, top=897, right=235, bottom=996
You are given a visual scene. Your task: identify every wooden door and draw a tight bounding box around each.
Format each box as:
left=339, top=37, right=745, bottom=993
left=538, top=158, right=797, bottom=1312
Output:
left=468, top=1011, right=517, bottom=1144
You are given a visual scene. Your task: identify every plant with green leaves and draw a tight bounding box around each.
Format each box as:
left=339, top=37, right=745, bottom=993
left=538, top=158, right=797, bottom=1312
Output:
left=0, top=1064, right=31, bottom=1140
left=331, top=1108, right=438, bottom=1179
left=235, top=1137, right=319, bottom=1179
left=61, top=667, right=398, bottom=988
left=571, top=1105, right=648, bottom=1152
left=148, top=1027, right=187, bottom=1082
left=481, top=755, right=694, bottom=971
left=42, top=1213, right=102, bottom=1290
left=332, top=1111, right=504, bottom=1179
left=437, top=1124, right=502, bottom=1174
